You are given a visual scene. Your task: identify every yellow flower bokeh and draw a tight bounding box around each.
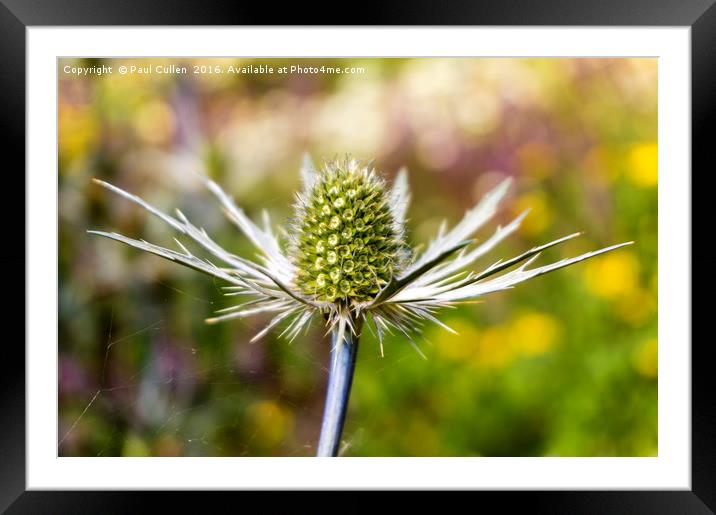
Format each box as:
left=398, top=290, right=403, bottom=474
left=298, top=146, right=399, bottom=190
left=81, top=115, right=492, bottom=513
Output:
left=58, top=104, right=99, bottom=164
left=627, top=142, right=658, bottom=187
left=508, top=311, right=562, bottom=356
left=436, top=311, right=561, bottom=371
left=634, top=338, right=658, bottom=378
left=513, top=193, right=553, bottom=236
left=583, top=251, right=640, bottom=300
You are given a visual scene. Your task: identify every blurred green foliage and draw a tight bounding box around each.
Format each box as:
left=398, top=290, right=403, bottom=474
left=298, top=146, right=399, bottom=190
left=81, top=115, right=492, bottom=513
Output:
left=59, top=57, right=657, bottom=456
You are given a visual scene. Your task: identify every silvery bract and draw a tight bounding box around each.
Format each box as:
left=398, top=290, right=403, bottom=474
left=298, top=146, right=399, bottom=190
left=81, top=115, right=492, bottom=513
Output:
left=90, top=155, right=632, bottom=356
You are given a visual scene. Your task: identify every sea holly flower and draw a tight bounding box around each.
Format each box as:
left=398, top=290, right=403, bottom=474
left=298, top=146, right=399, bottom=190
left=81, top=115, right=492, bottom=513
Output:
left=90, top=155, right=632, bottom=457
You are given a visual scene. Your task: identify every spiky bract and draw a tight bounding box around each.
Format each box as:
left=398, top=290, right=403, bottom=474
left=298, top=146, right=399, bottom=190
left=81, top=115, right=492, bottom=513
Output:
left=292, top=158, right=403, bottom=304
left=89, top=154, right=631, bottom=351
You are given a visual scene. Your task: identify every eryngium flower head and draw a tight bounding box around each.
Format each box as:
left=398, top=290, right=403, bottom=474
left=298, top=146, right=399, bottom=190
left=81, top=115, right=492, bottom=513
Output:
left=292, top=157, right=404, bottom=304
left=90, top=155, right=632, bottom=355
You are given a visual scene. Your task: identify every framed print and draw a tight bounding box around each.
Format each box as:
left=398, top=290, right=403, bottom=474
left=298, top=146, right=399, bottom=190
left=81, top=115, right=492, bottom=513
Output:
left=4, top=0, right=713, bottom=512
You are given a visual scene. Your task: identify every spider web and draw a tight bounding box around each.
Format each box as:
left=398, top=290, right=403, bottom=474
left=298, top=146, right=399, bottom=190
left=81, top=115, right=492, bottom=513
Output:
left=57, top=278, right=392, bottom=457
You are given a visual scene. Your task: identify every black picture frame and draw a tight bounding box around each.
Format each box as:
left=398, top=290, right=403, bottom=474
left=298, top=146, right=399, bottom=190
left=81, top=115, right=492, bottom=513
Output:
left=3, top=1, right=712, bottom=512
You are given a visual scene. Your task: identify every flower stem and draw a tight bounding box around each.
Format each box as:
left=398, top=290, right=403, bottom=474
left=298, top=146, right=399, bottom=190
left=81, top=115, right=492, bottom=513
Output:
left=316, top=326, right=360, bottom=457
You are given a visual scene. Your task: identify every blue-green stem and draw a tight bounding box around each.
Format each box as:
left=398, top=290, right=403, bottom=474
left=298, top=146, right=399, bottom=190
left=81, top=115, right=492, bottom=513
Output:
left=316, top=327, right=360, bottom=457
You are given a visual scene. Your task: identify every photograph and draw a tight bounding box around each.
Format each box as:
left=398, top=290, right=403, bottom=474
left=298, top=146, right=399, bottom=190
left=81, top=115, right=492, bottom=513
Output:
left=58, top=56, right=657, bottom=458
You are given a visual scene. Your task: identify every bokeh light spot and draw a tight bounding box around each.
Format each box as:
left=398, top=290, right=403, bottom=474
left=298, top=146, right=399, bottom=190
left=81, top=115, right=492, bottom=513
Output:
left=513, top=193, right=552, bottom=236
left=634, top=338, right=658, bottom=378
left=508, top=312, right=562, bottom=356
left=627, top=142, right=658, bottom=187
left=133, top=100, right=176, bottom=145
left=583, top=251, right=640, bottom=300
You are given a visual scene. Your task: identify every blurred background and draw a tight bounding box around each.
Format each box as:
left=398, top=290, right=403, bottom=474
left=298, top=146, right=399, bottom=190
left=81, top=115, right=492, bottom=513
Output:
left=58, top=57, right=657, bottom=457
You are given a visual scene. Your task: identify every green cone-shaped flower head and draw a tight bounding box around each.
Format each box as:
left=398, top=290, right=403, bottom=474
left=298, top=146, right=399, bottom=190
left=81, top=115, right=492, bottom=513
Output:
left=293, top=157, right=403, bottom=304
